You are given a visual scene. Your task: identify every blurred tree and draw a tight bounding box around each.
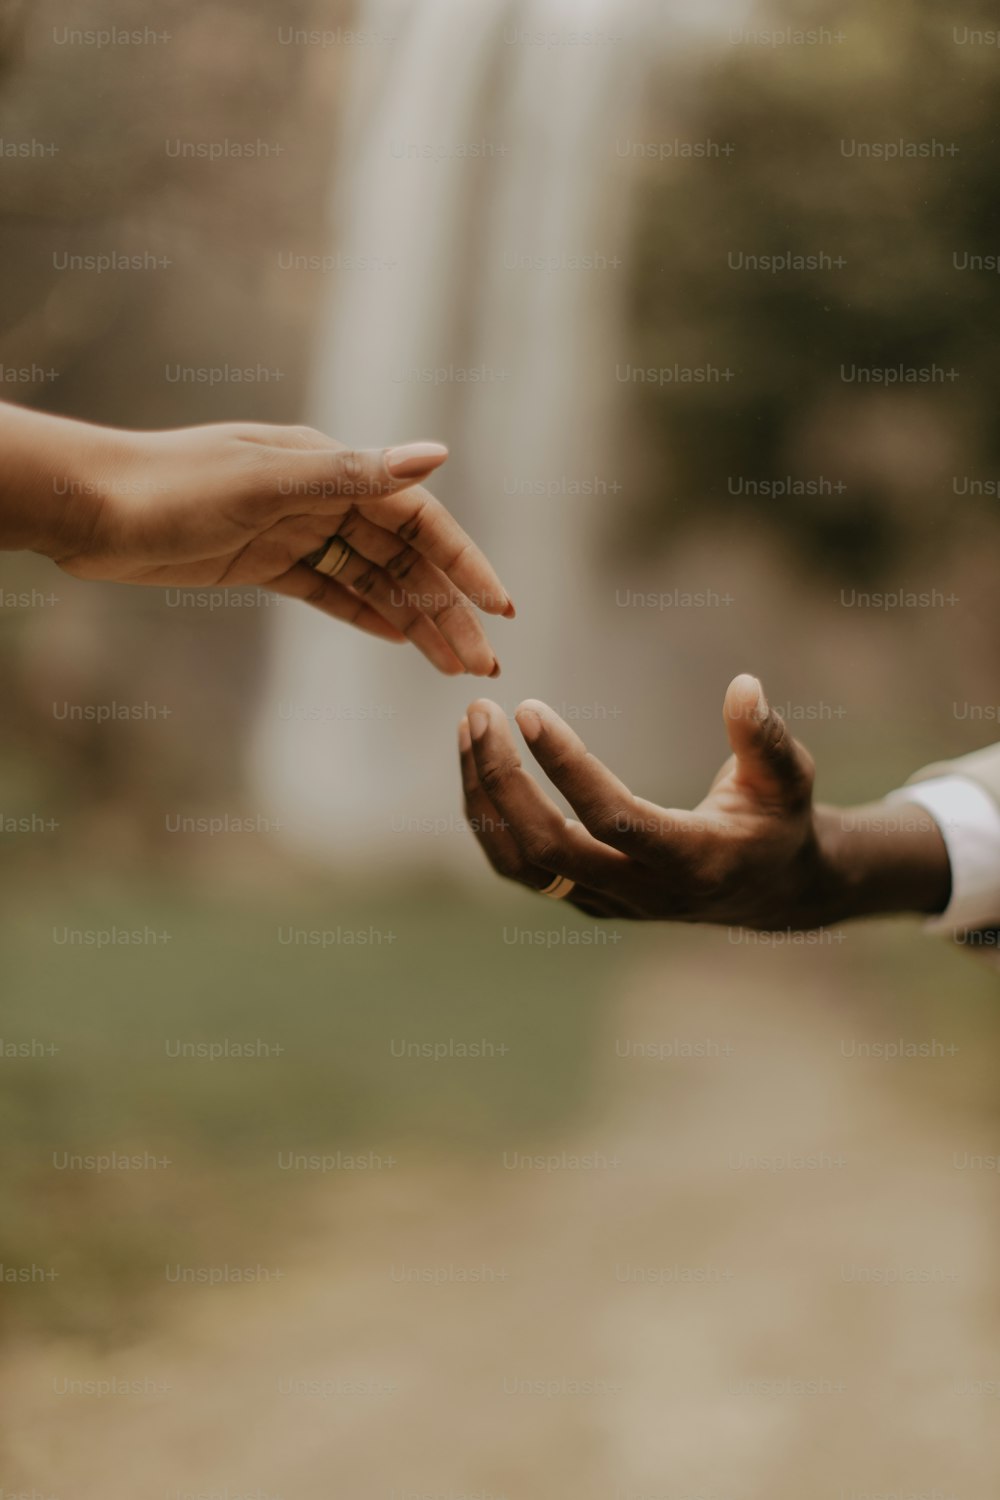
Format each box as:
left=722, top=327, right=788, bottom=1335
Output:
left=626, top=0, right=1000, bottom=580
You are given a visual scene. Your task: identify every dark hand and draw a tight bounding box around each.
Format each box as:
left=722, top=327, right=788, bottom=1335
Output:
left=459, top=675, right=951, bottom=928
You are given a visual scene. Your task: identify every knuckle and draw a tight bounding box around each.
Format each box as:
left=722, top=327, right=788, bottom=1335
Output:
left=385, top=545, right=419, bottom=580
left=403, top=616, right=430, bottom=643
left=352, top=564, right=378, bottom=597
left=337, top=449, right=366, bottom=490
left=442, top=536, right=473, bottom=574
left=430, top=598, right=468, bottom=629
left=543, top=745, right=579, bottom=780
left=587, top=803, right=632, bottom=844
left=397, top=498, right=428, bottom=544
left=519, top=829, right=561, bottom=868
left=758, top=709, right=788, bottom=756
left=392, top=584, right=419, bottom=612
left=336, top=509, right=361, bottom=542
left=479, top=756, right=519, bottom=799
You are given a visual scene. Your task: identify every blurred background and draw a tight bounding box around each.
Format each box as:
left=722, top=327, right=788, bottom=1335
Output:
left=2, top=0, right=1000, bottom=1493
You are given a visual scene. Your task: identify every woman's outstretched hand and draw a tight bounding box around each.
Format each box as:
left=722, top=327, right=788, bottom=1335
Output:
left=3, top=405, right=513, bottom=677
left=460, top=675, right=952, bottom=928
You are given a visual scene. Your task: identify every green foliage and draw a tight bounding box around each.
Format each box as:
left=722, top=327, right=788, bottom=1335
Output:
left=627, top=0, right=1000, bottom=576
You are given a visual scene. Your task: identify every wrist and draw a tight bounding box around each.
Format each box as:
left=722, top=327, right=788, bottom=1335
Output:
left=0, top=403, right=128, bottom=562
left=814, top=800, right=951, bottom=922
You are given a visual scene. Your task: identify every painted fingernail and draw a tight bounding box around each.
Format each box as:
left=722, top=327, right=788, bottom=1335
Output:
left=384, top=442, right=449, bottom=479
left=469, top=709, right=489, bottom=741
left=458, top=719, right=472, bottom=753
left=517, top=708, right=542, bottom=742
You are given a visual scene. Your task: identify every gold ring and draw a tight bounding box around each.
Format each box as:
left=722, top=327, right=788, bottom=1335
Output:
left=539, top=875, right=576, bottom=901
left=309, top=536, right=352, bottom=580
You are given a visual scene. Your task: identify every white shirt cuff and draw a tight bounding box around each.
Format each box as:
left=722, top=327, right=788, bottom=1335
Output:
left=886, top=775, right=1000, bottom=934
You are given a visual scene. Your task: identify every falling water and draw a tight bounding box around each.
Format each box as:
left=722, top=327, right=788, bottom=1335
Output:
left=251, top=0, right=654, bottom=867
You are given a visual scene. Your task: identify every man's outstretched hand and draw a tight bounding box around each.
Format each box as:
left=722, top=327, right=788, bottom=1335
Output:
left=460, top=675, right=952, bottom=928
left=4, top=406, right=513, bottom=677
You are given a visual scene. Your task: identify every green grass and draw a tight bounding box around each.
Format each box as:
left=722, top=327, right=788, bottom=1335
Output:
left=4, top=861, right=999, bottom=1341
left=0, top=869, right=632, bottom=1336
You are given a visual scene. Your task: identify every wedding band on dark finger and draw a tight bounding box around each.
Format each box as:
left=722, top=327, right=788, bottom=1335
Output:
left=306, top=536, right=352, bottom=579
left=539, top=875, right=575, bottom=901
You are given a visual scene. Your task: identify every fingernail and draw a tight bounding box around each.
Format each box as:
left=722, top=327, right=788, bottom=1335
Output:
left=517, top=708, right=542, bottom=742
left=488, top=658, right=501, bottom=679
left=385, top=441, right=449, bottom=479
left=502, top=598, right=517, bottom=620
left=458, top=719, right=471, bottom=753
left=753, top=677, right=769, bottom=720
left=469, top=709, right=489, bottom=741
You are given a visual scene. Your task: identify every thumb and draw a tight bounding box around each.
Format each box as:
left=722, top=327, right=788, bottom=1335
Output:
left=723, top=674, right=815, bottom=803
left=278, top=442, right=449, bottom=510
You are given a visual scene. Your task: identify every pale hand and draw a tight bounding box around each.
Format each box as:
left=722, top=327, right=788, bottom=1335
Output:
left=12, top=409, right=513, bottom=677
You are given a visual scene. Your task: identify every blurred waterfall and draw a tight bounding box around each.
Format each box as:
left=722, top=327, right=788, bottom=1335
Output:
left=251, top=0, right=649, bottom=867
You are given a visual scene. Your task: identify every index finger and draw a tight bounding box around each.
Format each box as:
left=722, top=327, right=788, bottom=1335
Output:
left=514, top=699, right=712, bottom=872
